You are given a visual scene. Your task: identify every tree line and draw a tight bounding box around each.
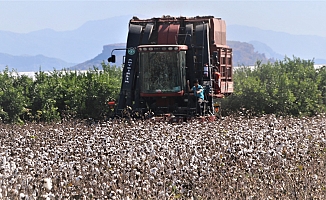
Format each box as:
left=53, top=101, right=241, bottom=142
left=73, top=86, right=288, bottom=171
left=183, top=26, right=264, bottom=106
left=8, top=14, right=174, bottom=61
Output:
left=0, top=63, right=121, bottom=123
left=222, top=56, right=326, bottom=116
left=1, top=56, right=326, bottom=123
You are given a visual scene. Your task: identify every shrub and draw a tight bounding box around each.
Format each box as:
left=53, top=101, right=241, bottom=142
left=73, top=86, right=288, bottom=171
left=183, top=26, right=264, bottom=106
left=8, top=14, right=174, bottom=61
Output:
left=222, top=56, right=325, bottom=116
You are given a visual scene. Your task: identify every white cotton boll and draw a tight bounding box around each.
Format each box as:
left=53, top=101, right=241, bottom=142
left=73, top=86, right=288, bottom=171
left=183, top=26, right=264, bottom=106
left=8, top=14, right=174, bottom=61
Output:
left=101, top=182, right=108, bottom=190
left=275, top=143, right=284, bottom=153
left=15, top=184, right=21, bottom=191
left=157, top=162, right=164, bottom=169
left=93, top=160, right=99, bottom=165
left=101, top=155, right=107, bottom=161
left=321, top=138, right=326, bottom=144
left=150, top=167, right=158, bottom=175
left=47, top=192, right=56, bottom=199
left=3, top=188, right=6, bottom=198
left=158, top=190, right=165, bottom=197
left=10, top=161, right=17, bottom=170
left=43, top=178, right=52, bottom=191
left=12, top=189, right=19, bottom=196
left=41, top=194, right=49, bottom=199
left=2, top=157, right=6, bottom=166
left=135, top=171, right=141, bottom=176
left=76, top=175, right=83, bottom=182
left=141, top=154, right=146, bottom=161
left=91, top=180, right=97, bottom=186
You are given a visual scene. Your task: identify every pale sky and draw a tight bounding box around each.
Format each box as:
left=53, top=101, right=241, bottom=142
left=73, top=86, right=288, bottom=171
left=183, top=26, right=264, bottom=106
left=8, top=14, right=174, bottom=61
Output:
left=1, top=0, right=326, bottom=37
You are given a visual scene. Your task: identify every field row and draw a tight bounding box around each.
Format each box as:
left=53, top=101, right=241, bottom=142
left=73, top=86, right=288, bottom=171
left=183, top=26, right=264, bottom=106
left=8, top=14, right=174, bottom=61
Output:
left=0, top=115, right=326, bottom=199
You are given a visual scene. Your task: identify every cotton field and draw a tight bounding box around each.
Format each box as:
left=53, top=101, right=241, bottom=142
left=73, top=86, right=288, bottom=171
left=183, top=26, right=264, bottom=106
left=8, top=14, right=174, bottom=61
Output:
left=0, top=114, right=326, bottom=199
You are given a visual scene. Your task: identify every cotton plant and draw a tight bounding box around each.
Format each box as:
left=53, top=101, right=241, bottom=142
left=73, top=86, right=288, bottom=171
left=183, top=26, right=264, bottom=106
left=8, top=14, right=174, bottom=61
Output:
left=0, top=114, right=326, bottom=198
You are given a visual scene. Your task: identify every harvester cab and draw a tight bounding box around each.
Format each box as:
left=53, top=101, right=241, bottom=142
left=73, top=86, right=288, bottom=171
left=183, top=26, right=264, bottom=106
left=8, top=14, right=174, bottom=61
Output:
left=108, top=15, right=233, bottom=120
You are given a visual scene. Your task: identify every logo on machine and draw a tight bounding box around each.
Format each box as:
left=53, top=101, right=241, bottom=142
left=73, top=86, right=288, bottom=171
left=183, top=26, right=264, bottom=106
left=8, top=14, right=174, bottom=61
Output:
left=128, top=47, right=136, bottom=55
left=124, top=58, right=132, bottom=84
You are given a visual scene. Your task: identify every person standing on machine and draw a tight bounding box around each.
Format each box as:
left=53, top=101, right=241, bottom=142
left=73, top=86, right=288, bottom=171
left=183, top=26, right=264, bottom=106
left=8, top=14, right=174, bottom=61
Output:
left=187, top=79, right=204, bottom=116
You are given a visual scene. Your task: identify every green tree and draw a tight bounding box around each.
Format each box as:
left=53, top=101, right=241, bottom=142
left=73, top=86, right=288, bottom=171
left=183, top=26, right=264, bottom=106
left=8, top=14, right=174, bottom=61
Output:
left=317, top=66, right=326, bottom=105
left=223, top=57, right=325, bottom=116
left=0, top=68, right=31, bottom=123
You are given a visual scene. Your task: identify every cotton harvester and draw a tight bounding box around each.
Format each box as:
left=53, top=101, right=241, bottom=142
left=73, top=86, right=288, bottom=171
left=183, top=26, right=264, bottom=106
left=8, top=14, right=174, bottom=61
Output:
left=108, top=15, right=233, bottom=121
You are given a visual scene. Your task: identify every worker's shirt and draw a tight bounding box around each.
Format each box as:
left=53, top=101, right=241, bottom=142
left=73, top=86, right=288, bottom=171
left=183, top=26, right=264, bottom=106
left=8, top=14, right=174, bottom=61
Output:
left=192, top=85, right=204, bottom=99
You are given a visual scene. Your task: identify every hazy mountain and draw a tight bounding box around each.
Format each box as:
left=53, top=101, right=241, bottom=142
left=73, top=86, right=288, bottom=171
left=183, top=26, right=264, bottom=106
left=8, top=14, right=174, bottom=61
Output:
left=227, top=41, right=273, bottom=66
left=71, top=43, right=126, bottom=70
left=0, top=15, right=133, bottom=64
left=247, top=41, right=283, bottom=60
left=70, top=41, right=271, bottom=70
left=0, top=15, right=326, bottom=72
left=0, top=53, right=75, bottom=72
left=228, top=25, right=326, bottom=64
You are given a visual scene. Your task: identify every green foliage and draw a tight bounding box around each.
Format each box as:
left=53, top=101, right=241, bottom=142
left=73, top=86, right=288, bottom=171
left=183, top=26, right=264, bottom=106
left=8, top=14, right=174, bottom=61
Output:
left=316, top=66, right=326, bottom=105
left=0, top=68, right=30, bottom=123
left=0, top=62, right=122, bottom=123
left=1, top=56, right=326, bottom=123
left=223, top=56, right=325, bottom=116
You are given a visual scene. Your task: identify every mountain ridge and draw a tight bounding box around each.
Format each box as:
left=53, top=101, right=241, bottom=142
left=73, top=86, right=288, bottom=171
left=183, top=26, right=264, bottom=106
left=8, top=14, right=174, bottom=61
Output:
left=0, top=53, right=76, bottom=72
left=1, top=15, right=326, bottom=71
left=228, top=24, right=326, bottom=61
